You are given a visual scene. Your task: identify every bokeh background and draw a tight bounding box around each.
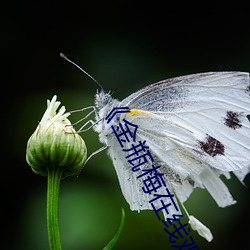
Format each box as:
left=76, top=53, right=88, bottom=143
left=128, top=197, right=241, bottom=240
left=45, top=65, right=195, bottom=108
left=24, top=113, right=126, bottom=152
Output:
left=2, top=2, right=250, bottom=250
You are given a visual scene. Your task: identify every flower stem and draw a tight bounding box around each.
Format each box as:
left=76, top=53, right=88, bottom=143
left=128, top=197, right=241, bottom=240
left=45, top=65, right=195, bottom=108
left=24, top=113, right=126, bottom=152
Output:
left=47, top=165, right=63, bottom=250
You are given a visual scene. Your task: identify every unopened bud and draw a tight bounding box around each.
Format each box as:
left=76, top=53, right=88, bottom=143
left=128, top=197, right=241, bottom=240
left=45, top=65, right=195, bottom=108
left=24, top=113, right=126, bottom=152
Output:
left=26, top=95, right=87, bottom=178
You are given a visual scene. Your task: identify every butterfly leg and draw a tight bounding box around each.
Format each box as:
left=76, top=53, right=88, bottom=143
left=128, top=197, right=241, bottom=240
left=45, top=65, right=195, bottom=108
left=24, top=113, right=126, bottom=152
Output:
left=70, top=106, right=96, bottom=126
left=70, top=105, right=96, bottom=114
left=68, top=106, right=102, bottom=132
left=77, top=145, right=108, bottom=175
left=77, top=119, right=97, bottom=132
left=85, top=145, right=108, bottom=164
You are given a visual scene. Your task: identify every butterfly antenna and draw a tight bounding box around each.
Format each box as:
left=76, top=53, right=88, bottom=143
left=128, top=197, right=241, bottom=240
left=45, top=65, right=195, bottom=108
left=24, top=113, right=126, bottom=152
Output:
left=60, top=53, right=104, bottom=91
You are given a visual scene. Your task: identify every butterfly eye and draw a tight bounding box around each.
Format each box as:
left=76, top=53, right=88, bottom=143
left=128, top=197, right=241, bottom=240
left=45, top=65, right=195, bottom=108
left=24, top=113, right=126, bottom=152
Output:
left=95, top=92, right=112, bottom=109
left=102, top=94, right=111, bottom=105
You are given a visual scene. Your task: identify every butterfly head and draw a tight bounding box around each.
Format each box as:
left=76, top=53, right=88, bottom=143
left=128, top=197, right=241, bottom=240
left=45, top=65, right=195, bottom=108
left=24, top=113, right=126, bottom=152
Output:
left=95, top=90, right=114, bottom=109
left=93, top=90, right=120, bottom=145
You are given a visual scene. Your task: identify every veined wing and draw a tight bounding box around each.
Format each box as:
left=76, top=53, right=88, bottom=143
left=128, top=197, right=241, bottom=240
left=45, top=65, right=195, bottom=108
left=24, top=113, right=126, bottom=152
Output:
left=120, top=72, right=250, bottom=173
left=120, top=112, right=238, bottom=207
left=120, top=72, right=249, bottom=113
left=106, top=132, right=182, bottom=218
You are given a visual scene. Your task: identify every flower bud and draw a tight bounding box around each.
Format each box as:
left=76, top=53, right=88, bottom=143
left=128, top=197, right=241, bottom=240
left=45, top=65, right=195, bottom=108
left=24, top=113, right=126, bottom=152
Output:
left=26, top=95, right=87, bottom=178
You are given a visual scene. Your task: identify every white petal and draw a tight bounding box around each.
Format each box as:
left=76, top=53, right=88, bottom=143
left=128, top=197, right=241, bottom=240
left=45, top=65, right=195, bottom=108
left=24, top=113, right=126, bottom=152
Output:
left=189, top=215, right=213, bottom=242
left=40, top=95, right=71, bottom=125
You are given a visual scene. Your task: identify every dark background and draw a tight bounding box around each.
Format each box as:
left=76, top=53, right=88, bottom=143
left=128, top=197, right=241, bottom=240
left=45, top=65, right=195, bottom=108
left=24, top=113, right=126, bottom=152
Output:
left=2, top=2, right=250, bottom=249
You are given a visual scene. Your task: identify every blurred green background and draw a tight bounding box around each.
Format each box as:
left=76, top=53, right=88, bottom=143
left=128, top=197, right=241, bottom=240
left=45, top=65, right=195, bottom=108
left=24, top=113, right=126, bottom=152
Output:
left=2, top=2, right=250, bottom=250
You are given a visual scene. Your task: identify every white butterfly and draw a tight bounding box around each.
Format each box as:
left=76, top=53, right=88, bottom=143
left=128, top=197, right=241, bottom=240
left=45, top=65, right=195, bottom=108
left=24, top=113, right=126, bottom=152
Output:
left=85, top=71, right=250, bottom=241
left=58, top=57, right=250, bottom=241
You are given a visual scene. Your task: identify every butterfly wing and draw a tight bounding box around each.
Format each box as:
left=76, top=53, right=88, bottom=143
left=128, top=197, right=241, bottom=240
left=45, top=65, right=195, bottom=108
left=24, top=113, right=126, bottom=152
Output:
left=114, top=72, right=250, bottom=209
left=120, top=72, right=250, bottom=172
left=106, top=131, right=182, bottom=218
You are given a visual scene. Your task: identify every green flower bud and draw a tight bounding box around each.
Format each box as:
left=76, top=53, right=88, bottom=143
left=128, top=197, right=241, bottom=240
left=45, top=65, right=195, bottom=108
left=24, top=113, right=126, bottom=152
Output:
left=26, top=95, right=87, bottom=178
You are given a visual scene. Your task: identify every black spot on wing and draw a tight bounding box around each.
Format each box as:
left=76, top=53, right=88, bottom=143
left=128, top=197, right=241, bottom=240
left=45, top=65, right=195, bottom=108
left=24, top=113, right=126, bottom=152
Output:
left=224, top=111, right=243, bottom=130
left=199, top=135, right=225, bottom=157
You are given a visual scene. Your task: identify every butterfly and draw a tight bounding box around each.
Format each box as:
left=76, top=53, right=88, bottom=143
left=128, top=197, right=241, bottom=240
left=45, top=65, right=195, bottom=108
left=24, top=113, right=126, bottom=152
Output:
left=88, top=71, right=250, bottom=241
left=60, top=53, right=250, bottom=241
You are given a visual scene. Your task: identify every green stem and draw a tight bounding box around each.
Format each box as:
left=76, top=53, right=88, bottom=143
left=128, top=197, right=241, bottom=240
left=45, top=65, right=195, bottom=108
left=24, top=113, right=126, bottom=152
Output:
left=47, top=165, right=63, bottom=250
